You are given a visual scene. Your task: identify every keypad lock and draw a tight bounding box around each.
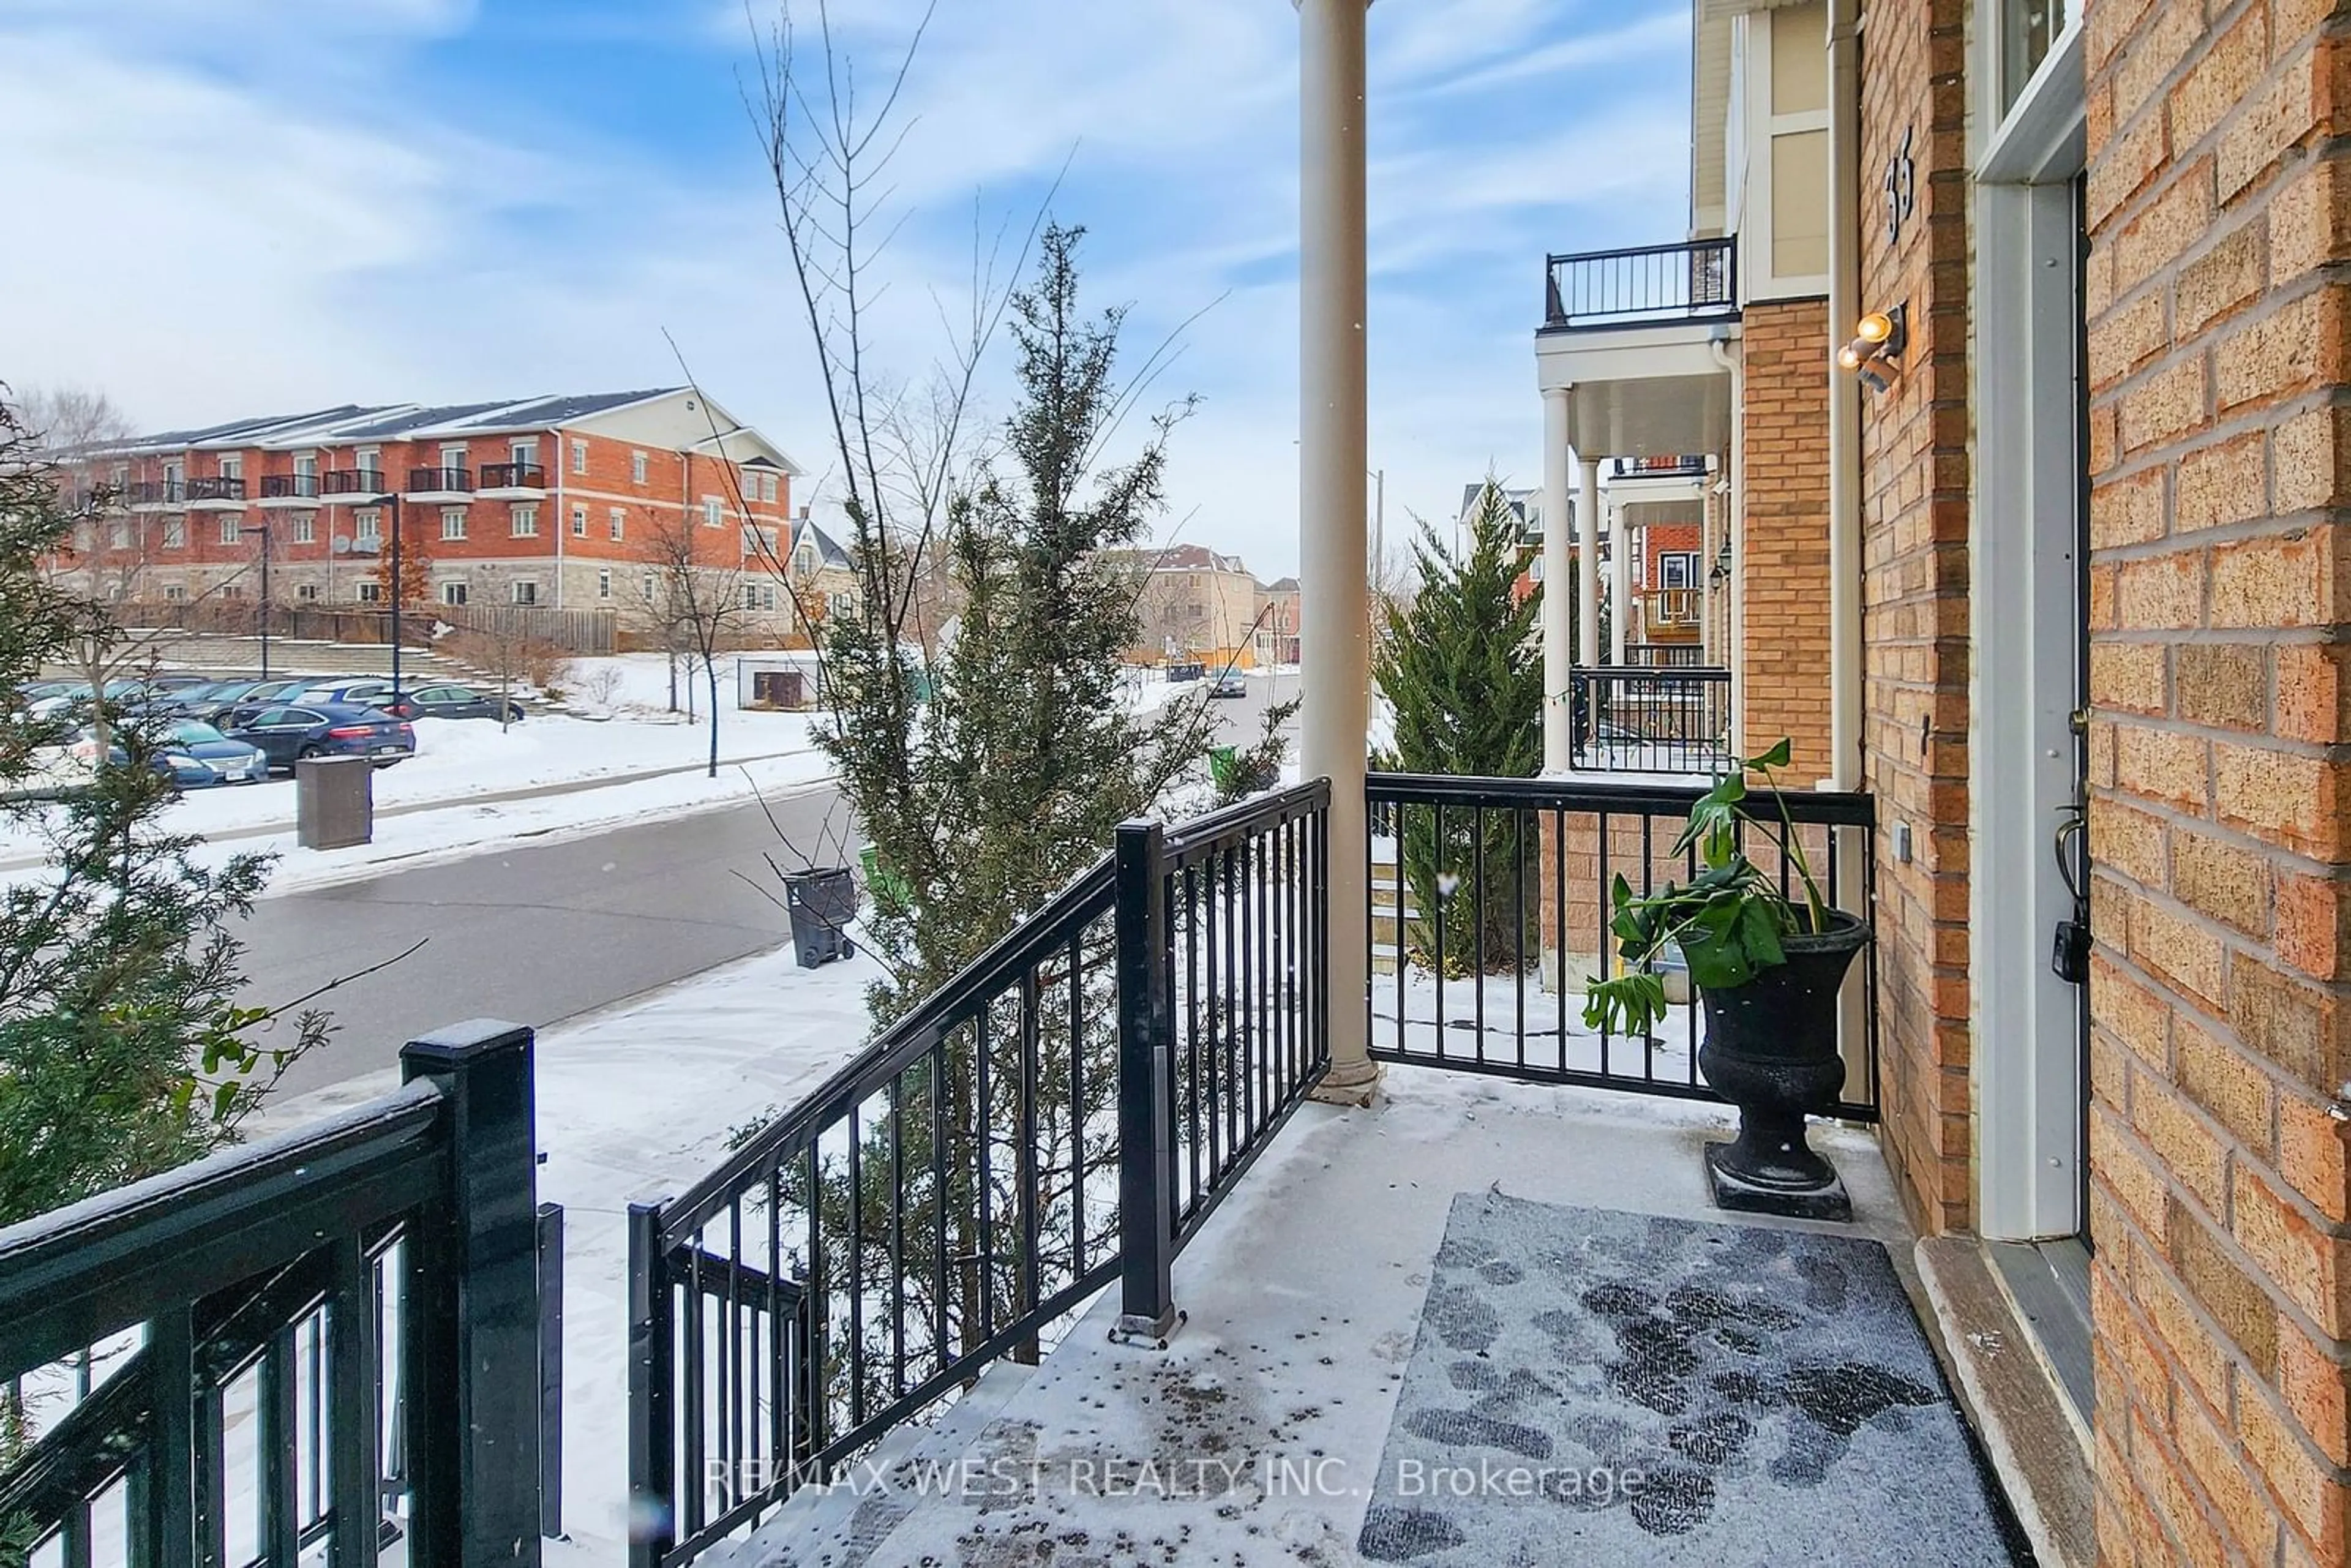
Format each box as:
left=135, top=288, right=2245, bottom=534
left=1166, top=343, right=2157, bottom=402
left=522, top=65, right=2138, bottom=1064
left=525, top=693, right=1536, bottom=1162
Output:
left=2052, top=919, right=2091, bottom=983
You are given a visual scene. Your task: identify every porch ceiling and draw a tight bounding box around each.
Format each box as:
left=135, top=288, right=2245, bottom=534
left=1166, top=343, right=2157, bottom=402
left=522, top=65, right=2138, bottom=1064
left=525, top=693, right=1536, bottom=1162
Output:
left=1567, top=373, right=1732, bottom=459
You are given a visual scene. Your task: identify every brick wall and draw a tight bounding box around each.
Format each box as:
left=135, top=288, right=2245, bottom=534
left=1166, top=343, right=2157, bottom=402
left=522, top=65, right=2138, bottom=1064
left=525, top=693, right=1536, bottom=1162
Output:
left=1858, top=0, right=1974, bottom=1239
left=1738, top=297, right=1835, bottom=775
left=2081, top=0, right=2351, bottom=1560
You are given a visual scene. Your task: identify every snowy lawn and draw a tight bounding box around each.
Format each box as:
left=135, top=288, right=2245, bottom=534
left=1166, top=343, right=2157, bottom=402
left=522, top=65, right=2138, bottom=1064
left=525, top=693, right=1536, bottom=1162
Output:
left=0, top=706, right=828, bottom=879
left=253, top=942, right=889, bottom=1564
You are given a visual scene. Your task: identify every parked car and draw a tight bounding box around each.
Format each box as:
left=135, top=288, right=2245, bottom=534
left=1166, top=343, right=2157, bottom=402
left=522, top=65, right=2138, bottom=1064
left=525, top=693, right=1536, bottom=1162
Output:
left=183, top=678, right=313, bottom=724
left=1209, top=673, right=1248, bottom=699
left=219, top=702, right=417, bottom=773
left=304, top=680, right=526, bottom=724
left=70, top=719, right=269, bottom=788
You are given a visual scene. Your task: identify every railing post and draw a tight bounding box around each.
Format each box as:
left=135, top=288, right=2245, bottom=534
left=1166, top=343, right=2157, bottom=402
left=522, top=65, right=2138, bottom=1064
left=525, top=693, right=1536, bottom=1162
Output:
left=537, top=1202, right=566, bottom=1540
left=627, top=1202, right=677, bottom=1568
left=1112, top=820, right=1180, bottom=1346
left=399, top=1020, right=542, bottom=1568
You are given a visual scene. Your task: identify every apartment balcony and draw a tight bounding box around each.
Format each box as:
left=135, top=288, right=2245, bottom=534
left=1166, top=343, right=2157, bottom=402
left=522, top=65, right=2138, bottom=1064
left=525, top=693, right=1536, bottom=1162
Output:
left=1536, top=238, right=1737, bottom=460
left=476, top=460, right=548, bottom=500
left=1543, top=236, right=1739, bottom=334
left=255, top=473, right=321, bottom=507
left=320, top=468, right=392, bottom=501
left=1648, top=586, right=1703, bottom=626
left=1610, top=454, right=1711, bottom=482
left=183, top=476, right=247, bottom=509
left=405, top=466, right=474, bottom=502
left=126, top=480, right=185, bottom=511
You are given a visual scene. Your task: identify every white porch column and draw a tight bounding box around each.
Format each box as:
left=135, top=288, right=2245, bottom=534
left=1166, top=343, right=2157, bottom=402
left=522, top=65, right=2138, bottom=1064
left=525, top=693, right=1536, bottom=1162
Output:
left=1607, top=495, right=1630, bottom=666
left=1298, top=0, right=1378, bottom=1101
left=1540, top=388, right=1573, bottom=771
left=1577, top=456, right=1602, bottom=670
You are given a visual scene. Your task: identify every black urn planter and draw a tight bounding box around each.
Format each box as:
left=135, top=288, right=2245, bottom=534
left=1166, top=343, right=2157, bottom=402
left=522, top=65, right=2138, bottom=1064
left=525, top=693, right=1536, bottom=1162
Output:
left=1695, top=912, right=1871, bottom=1221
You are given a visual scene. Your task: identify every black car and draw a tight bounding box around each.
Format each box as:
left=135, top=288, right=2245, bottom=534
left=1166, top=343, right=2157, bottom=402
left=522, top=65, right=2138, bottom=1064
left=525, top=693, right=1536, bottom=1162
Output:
left=184, top=678, right=313, bottom=724
left=219, top=702, right=417, bottom=773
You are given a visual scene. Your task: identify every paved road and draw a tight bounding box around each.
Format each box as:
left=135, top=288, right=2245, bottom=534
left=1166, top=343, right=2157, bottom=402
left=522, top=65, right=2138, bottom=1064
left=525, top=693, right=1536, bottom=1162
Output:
left=247, top=678, right=1296, bottom=1098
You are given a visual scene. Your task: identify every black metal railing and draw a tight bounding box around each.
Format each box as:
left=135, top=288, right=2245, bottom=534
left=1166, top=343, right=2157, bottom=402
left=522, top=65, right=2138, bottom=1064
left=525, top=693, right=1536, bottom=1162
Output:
left=1366, top=773, right=1878, bottom=1119
left=1609, top=455, right=1709, bottom=480
left=1570, top=666, right=1733, bottom=775
left=1543, top=237, right=1739, bottom=331
left=126, top=481, right=184, bottom=506
left=405, top=467, right=473, bottom=495
left=0, top=1021, right=549, bottom=1567
left=478, top=462, right=546, bottom=490
left=1625, top=643, right=1708, bottom=668
left=184, top=476, right=246, bottom=503
left=321, top=469, right=389, bottom=500
left=627, top=782, right=1330, bottom=1566
left=258, top=473, right=320, bottom=501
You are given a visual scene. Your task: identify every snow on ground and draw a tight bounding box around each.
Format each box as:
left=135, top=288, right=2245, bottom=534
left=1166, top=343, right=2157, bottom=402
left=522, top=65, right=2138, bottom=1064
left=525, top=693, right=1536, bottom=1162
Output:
left=234, top=750, right=838, bottom=896
left=0, top=706, right=827, bottom=882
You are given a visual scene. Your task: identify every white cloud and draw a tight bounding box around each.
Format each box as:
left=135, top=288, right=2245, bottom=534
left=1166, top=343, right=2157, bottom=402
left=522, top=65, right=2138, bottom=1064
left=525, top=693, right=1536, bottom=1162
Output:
left=0, top=0, right=1694, bottom=580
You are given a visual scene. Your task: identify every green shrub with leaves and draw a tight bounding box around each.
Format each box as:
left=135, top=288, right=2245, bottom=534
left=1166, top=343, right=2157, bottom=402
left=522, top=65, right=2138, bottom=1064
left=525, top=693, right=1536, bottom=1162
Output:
left=1583, top=738, right=1832, bottom=1037
left=1373, top=480, right=1543, bottom=974
left=0, top=390, right=329, bottom=1231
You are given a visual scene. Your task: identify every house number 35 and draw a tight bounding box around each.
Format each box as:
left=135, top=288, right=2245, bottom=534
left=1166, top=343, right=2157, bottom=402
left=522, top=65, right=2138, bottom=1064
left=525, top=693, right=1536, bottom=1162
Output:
left=1884, top=126, right=1916, bottom=244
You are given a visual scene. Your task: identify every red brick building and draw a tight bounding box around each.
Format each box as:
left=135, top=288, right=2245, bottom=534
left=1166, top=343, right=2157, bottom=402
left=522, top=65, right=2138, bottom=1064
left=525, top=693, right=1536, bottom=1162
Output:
left=51, top=388, right=806, bottom=635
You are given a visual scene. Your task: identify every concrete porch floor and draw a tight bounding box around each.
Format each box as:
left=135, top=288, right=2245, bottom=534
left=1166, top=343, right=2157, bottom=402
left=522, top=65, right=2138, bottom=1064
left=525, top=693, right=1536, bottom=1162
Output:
left=733, top=1065, right=1939, bottom=1567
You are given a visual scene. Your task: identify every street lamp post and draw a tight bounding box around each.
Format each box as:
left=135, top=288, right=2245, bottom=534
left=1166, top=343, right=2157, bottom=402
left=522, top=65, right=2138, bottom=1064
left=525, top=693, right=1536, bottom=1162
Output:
left=388, top=493, right=405, bottom=701
left=252, top=523, right=274, bottom=680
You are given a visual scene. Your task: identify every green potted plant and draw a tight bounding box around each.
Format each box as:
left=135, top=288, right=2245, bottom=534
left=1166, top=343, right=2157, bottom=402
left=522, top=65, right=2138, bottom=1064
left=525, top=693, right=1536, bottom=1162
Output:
left=1584, top=739, right=1870, bottom=1218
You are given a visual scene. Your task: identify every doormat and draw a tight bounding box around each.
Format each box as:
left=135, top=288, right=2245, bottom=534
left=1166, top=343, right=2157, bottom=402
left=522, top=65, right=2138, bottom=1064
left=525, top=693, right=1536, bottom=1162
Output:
left=1357, top=1193, right=2033, bottom=1566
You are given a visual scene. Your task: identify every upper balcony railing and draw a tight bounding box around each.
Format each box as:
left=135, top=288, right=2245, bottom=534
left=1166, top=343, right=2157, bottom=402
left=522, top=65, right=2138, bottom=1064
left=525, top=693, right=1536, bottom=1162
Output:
left=126, top=480, right=185, bottom=507
left=321, top=468, right=390, bottom=499
left=1610, top=455, right=1710, bottom=481
left=478, top=461, right=547, bottom=491
left=184, top=476, right=246, bottom=504
left=1543, top=237, right=1739, bottom=333
left=407, top=467, right=473, bottom=496
left=258, top=473, right=321, bottom=501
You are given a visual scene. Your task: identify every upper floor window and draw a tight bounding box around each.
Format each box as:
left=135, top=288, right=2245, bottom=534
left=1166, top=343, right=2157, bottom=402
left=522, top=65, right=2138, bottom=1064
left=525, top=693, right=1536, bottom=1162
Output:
left=291, top=512, right=317, bottom=544
left=703, top=496, right=724, bottom=528
left=218, top=516, right=241, bottom=545
left=218, top=454, right=242, bottom=481
left=609, top=508, right=626, bottom=542
left=760, top=473, right=779, bottom=504
left=571, top=506, right=588, bottom=537
left=572, top=438, right=590, bottom=475
left=1659, top=552, right=1698, bottom=590
left=354, top=509, right=381, bottom=544
left=441, top=508, right=467, bottom=541
left=512, top=505, right=539, bottom=538
left=162, top=517, right=186, bottom=549
left=631, top=451, right=649, bottom=485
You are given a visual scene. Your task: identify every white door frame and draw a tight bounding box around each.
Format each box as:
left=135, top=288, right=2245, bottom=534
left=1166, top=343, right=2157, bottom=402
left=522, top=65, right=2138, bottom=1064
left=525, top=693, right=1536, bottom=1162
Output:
left=1970, top=20, right=2088, bottom=1240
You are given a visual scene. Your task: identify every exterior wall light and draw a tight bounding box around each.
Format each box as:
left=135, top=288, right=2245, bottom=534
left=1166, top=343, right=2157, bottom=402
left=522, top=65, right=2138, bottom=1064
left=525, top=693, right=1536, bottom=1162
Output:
left=1839, top=305, right=1907, bottom=392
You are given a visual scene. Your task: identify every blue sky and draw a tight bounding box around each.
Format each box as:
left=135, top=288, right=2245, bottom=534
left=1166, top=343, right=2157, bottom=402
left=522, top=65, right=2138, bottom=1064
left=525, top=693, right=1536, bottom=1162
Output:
left=0, top=0, right=1692, bottom=577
